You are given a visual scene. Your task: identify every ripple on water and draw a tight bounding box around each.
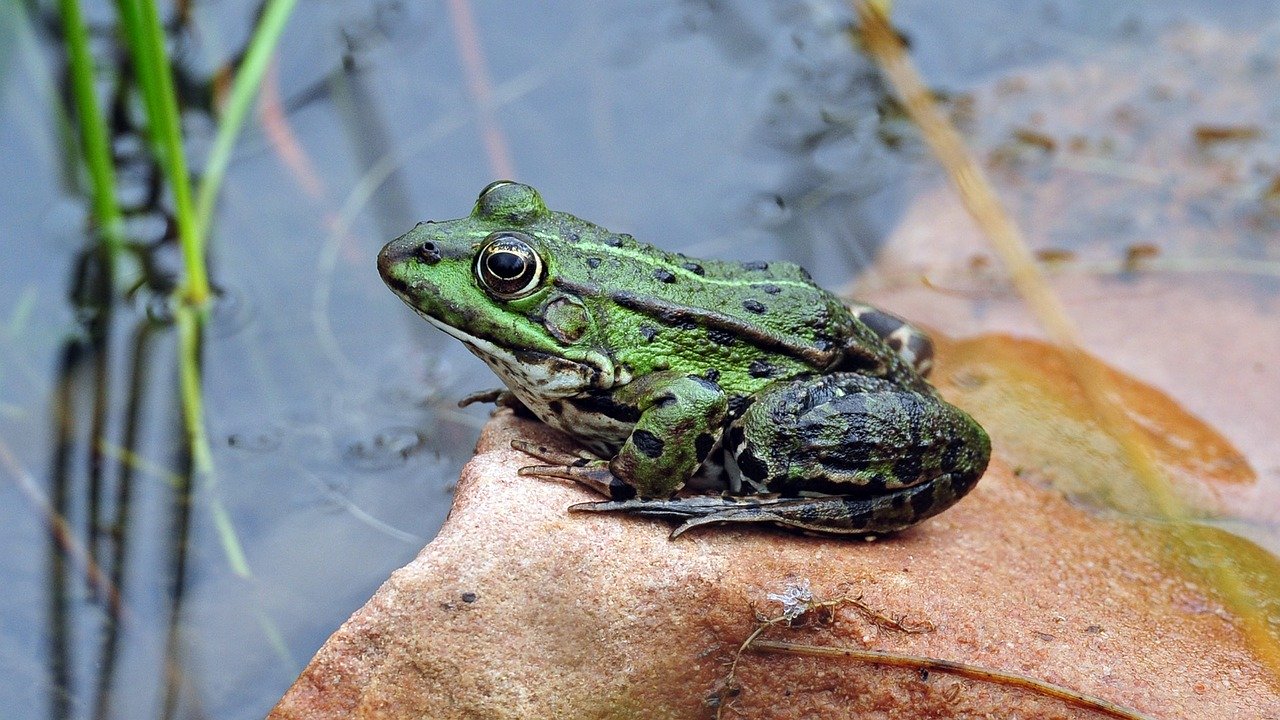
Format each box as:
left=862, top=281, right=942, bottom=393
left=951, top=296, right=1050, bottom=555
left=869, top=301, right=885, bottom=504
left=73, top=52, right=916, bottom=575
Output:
left=342, top=426, right=430, bottom=472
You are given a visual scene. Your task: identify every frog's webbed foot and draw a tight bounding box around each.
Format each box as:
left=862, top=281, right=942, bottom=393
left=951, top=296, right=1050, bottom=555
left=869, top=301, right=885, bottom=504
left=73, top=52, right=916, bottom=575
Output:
left=511, top=439, right=626, bottom=498
left=460, top=388, right=536, bottom=418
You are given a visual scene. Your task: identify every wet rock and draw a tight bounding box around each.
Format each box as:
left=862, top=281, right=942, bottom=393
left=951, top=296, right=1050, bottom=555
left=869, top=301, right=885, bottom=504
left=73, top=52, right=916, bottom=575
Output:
left=269, top=411, right=1277, bottom=720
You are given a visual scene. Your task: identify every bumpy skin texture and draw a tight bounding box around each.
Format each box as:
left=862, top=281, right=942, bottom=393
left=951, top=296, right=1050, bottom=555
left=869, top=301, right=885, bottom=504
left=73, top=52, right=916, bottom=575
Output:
left=378, top=182, right=990, bottom=536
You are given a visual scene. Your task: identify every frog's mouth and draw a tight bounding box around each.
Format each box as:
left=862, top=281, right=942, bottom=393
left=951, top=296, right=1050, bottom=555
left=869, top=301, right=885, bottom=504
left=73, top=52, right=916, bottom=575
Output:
left=414, top=305, right=617, bottom=397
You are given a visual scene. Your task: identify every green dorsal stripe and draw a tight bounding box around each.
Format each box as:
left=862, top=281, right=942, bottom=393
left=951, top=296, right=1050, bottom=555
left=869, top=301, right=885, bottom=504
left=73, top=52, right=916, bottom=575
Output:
left=553, top=278, right=839, bottom=368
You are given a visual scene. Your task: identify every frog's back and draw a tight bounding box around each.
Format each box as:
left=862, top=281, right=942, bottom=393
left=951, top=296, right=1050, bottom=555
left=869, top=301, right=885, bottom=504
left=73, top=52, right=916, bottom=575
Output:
left=542, top=211, right=914, bottom=392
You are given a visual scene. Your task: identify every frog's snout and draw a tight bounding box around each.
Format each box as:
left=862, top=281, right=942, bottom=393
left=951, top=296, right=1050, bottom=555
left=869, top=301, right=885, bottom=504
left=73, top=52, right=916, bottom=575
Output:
left=377, top=235, right=414, bottom=292
left=380, top=225, right=439, bottom=285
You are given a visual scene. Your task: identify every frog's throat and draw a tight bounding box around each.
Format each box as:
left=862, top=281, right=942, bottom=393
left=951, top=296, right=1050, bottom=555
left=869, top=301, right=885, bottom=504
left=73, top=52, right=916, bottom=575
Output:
left=413, top=310, right=619, bottom=395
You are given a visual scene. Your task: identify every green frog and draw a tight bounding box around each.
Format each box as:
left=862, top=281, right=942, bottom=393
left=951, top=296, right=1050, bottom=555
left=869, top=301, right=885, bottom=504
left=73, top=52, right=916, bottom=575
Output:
left=378, top=181, right=989, bottom=537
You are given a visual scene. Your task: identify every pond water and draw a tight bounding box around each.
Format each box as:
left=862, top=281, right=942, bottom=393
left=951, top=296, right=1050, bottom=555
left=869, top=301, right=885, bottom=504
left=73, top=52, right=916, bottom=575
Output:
left=2, top=1, right=1277, bottom=718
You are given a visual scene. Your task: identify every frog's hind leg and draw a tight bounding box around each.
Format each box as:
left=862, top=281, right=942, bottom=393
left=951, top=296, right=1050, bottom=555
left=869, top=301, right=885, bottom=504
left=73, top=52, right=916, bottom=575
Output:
left=846, top=303, right=934, bottom=377
left=571, top=475, right=978, bottom=538
left=720, top=372, right=990, bottom=535
left=574, top=456, right=985, bottom=538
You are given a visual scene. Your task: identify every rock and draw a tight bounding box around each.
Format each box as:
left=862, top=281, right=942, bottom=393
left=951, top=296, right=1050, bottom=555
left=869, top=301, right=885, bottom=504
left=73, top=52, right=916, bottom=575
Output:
left=269, top=410, right=1278, bottom=720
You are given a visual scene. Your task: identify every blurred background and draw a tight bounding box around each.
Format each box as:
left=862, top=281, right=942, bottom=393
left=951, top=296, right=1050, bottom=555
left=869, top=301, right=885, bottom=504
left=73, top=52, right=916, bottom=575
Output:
left=2, top=1, right=1278, bottom=718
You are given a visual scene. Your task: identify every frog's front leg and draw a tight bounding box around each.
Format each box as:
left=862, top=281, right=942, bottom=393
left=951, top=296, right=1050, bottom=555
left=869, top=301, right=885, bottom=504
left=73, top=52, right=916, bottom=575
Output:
left=458, top=387, right=540, bottom=419
left=518, top=372, right=727, bottom=500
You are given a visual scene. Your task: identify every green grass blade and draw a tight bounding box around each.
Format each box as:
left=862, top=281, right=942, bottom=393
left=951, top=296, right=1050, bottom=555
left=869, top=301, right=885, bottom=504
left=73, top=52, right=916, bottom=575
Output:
left=115, top=0, right=209, bottom=306
left=177, top=305, right=251, bottom=578
left=195, top=0, right=299, bottom=241
left=58, top=0, right=124, bottom=255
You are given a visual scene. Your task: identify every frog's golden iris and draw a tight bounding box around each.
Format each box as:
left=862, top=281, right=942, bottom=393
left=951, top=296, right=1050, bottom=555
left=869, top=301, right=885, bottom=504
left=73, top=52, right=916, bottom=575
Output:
left=475, top=231, right=544, bottom=300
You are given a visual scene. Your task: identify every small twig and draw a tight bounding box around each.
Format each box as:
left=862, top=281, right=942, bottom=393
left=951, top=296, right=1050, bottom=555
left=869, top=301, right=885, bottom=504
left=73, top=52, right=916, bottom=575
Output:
left=750, top=639, right=1158, bottom=720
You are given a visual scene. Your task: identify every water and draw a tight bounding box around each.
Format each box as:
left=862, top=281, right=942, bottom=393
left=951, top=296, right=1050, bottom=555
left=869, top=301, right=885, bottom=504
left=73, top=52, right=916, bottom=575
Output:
left=2, top=1, right=1277, bottom=717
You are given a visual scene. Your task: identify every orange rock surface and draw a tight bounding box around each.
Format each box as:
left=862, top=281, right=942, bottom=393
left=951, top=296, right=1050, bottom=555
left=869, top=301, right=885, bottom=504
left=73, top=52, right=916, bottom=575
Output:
left=269, top=409, right=1277, bottom=720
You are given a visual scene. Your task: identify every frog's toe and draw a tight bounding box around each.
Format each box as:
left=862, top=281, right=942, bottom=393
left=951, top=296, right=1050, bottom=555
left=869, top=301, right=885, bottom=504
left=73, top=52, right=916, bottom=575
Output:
left=457, top=388, right=508, bottom=408
left=517, top=462, right=620, bottom=499
left=460, top=389, right=536, bottom=417
left=510, top=439, right=597, bottom=465
left=569, top=496, right=772, bottom=538
left=568, top=498, right=689, bottom=516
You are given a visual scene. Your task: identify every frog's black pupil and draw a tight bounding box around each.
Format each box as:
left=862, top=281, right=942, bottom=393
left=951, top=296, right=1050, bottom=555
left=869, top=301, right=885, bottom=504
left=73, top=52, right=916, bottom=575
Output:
left=488, top=250, right=526, bottom=279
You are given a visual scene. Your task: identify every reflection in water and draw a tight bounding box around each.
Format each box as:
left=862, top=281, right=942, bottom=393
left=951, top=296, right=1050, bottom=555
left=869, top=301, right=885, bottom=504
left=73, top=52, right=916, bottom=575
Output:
left=44, top=249, right=202, bottom=719
left=35, top=0, right=214, bottom=707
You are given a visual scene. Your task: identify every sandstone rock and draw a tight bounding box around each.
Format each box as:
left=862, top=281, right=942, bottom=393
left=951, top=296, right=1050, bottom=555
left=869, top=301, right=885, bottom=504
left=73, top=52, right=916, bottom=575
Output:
left=269, top=410, right=1278, bottom=720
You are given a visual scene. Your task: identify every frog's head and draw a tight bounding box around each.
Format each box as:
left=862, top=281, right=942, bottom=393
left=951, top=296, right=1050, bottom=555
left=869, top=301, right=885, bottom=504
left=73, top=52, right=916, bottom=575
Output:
left=378, top=181, right=617, bottom=395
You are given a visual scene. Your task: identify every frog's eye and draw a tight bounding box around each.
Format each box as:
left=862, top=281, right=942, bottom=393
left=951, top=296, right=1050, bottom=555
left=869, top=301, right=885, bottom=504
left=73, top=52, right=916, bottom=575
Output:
left=475, top=232, right=545, bottom=300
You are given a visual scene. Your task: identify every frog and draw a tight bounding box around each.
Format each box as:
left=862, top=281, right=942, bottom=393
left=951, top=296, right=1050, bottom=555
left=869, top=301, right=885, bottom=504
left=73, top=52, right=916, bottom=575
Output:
left=377, top=181, right=990, bottom=537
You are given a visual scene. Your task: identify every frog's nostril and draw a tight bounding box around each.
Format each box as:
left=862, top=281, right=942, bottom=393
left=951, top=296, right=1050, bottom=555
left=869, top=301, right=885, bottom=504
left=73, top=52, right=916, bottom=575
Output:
left=419, top=241, right=442, bottom=265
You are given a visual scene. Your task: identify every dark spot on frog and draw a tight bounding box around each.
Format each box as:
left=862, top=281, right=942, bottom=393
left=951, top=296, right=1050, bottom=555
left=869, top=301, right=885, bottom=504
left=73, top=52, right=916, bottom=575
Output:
left=742, top=260, right=769, bottom=271
left=703, top=368, right=720, bottom=383
left=695, top=433, right=715, bottom=463
left=727, top=395, right=754, bottom=419
left=632, top=429, right=665, bottom=459
left=841, top=501, right=875, bottom=529
left=568, top=232, right=580, bottom=243
left=707, top=328, right=736, bottom=346
left=726, top=425, right=746, bottom=453
left=461, top=591, right=478, bottom=603
left=906, top=336, right=934, bottom=372
left=680, top=261, right=705, bottom=276
left=742, top=299, right=767, bottom=314
left=608, top=478, right=637, bottom=501
left=570, top=393, right=641, bottom=423
left=654, top=393, right=678, bottom=409
left=688, top=375, right=721, bottom=394
left=606, top=235, right=625, bottom=247
left=759, top=284, right=782, bottom=295
left=586, top=257, right=602, bottom=269
left=909, top=482, right=936, bottom=518
left=736, top=448, right=769, bottom=481
left=639, top=325, right=659, bottom=342
left=942, top=438, right=966, bottom=470
left=893, top=453, right=924, bottom=483
left=748, top=359, right=778, bottom=378
left=653, top=268, right=676, bottom=284
left=856, top=307, right=906, bottom=338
